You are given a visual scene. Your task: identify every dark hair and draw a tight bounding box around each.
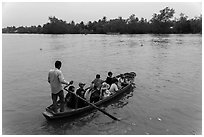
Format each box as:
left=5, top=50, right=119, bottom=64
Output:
left=108, top=71, right=113, bottom=76
left=55, top=61, right=61, bottom=69
left=68, top=86, right=75, bottom=92
left=120, top=74, right=124, bottom=78
left=96, top=74, right=100, bottom=78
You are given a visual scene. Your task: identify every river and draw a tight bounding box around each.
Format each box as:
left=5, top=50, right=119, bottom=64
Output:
left=2, top=34, right=202, bottom=135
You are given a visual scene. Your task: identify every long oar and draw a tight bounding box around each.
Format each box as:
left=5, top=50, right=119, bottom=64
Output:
left=64, top=86, right=120, bottom=121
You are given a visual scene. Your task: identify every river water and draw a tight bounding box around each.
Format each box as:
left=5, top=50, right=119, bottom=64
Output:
left=2, top=34, right=202, bottom=135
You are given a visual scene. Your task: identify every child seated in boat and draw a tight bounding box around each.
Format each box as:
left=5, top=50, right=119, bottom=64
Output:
left=117, top=74, right=128, bottom=89
left=100, top=82, right=110, bottom=99
left=65, top=86, right=78, bottom=109
left=84, top=88, right=92, bottom=102
left=76, top=82, right=87, bottom=108
left=76, top=82, right=86, bottom=98
left=105, top=71, right=113, bottom=86
left=103, top=89, right=111, bottom=98
left=109, top=78, right=119, bottom=94
left=124, top=77, right=131, bottom=84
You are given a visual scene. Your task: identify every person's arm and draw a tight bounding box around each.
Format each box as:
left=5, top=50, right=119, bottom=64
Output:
left=119, top=78, right=124, bottom=83
left=75, top=89, right=79, bottom=96
left=90, top=79, right=95, bottom=88
left=91, top=79, right=95, bottom=85
left=114, top=84, right=119, bottom=91
left=65, top=93, right=71, bottom=102
left=107, top=84, right=110, bottom=89
left=58, top=71, right=73, bottom=85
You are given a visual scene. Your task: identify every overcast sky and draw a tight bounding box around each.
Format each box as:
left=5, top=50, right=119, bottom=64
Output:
left=2, top=1, right=202, bottom=27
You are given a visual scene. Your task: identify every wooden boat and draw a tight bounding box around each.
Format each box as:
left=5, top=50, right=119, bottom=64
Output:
left=43, top=72, right=136, bottom=120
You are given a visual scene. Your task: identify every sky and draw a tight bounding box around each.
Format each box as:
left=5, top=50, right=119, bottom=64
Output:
left=2, top=1, right=202, bottom=28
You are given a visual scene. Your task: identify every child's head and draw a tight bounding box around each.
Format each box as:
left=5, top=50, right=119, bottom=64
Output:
left=108, top=71, right=113, bottom=77
left=101, top=82, right=108, bottom=88
left=121, top=74, right=124, bottom=78
left=68, top=86, right=75, bottom=92
left=79, top=82, right=86, bottom=88
left=96, top=74, right=100, bottom=79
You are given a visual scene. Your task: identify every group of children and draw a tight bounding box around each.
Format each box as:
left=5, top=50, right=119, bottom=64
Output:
left=65, top=71, right=129, bottom=109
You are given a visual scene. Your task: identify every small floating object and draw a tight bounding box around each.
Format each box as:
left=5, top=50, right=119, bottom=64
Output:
left=132, top=123, right=136, bottom=126
left=40, top=48, right=42, bottom=50
left=141, top=44, right=143, bottom=46
left=145, top=132, right=150, bottom=135
left=157, top=117, right=162, bottom=121
left=192, top=130, right=196, bottom=135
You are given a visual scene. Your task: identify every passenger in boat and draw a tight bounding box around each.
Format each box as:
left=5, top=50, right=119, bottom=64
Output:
left=90, top=89, right=101, bottom=103
left=89, top=74, right=104, bottom=103
left=124, top=77, right=131, bottom=84
left=65, top=86, right=78, bottom=109
left=109, top=78, right=119, bottom=94
left=103, top=89, right=111, bottom=98
left=91, top=74, right=103, bottom=90
left=100, top=82, right=110, bottom=99
left=84, top=87, right=92, bottom=102
left=105, top=71, right=113, bottom=86
left=76, top=82, right=86, bottom=98
left=76, top=82, right=87, bottom=108
left=118, top=74, right=128, bottom=89
left=48, top=60, right=73, bottom=113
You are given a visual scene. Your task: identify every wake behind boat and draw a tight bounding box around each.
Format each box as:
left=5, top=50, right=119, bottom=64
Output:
left=43, top=72, right=136, bottom=120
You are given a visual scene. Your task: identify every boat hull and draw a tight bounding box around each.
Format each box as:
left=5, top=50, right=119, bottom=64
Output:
left=43, top=83, right=133, bottom=120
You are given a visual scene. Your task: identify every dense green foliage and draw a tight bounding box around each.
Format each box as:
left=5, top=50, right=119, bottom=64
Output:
left=2, top=7, right=202, bottom=34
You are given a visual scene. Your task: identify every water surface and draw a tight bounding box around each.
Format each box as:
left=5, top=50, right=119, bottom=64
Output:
left=2, top=34, right=202, bottom=134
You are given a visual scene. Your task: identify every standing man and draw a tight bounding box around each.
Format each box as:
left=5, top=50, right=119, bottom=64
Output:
left=48, top=60, right=73, bottom=113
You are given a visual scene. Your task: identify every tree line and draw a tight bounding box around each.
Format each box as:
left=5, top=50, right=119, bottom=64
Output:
left=2, top=7, right=202, bottom=34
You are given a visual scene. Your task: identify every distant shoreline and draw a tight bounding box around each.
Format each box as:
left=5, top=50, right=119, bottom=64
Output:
left=2, top=7, right=202, bottom=34
left=2, top=33, right=202, bottom=35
